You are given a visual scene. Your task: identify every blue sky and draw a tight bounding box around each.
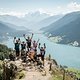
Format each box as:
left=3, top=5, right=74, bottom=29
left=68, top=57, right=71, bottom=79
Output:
left=0, top=0, right=80, bottom=17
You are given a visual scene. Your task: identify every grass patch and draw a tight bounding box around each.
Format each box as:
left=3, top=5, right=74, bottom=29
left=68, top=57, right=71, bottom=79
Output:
left=66, top=68, right=80, bottom=78
left=50, top=75, right=63, bottom=80
left=0, top=60, right=3, bottom=80
left=15, top=70, right=25, bottom=79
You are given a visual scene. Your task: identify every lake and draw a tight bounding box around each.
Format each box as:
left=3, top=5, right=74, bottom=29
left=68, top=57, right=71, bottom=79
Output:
left=3, top=34, right=80, bottom=69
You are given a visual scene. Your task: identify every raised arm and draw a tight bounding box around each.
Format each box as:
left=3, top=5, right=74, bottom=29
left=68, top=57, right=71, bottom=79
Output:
left=23, top=34, right=26, bottom=39
left=37, top=39, right=40, bottom=44
left=44, top=43, right=46, bottom=49
left=38, top=43, right=41, bottom=49
left=13, top=37, right=16, bottom=44
left=23, top=34, right=28, bottom=41
left=31, top=33, right=34, bottom=40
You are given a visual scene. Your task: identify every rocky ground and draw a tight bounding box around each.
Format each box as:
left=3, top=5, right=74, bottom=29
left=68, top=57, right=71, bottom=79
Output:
left=14, top=59, right=53, bottom=80
left=2, top=57, right=79, bottom=80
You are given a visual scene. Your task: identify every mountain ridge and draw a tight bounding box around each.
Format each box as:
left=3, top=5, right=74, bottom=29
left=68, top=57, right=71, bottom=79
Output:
left=41, top=11, right=80, bottom=47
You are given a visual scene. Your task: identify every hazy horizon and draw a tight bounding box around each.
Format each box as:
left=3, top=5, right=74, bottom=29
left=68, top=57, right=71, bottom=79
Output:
left=0, top=0, right=80, bottom=17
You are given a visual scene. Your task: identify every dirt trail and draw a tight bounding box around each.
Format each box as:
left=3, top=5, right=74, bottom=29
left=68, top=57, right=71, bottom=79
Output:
left=15, top=59, right=52, bottom=80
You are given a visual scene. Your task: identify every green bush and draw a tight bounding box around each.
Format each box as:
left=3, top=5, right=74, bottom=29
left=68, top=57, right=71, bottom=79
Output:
left=0, top=70, right=2, bottom=80
left=0, top=44, right=13, bottom=80
left=0, top=44, right=11, bottom=60
left=0, top=61, right=3, bottom=80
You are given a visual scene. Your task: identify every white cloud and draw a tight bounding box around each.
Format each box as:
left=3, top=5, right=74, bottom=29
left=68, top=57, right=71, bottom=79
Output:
left=35, top=2, right=80, bottom=16
left=0, top=11, right=26, bottom=18
left=48, top=2, right=80, bottom=15
left=67, top=2, right=80, bottom=11
left=56, top=2, right=80, bottom=14
left=0, top=8, right=26, bottom=17
left=0, top=2, right=80, bottom=17
left=6, top=11, right=26, bottom=17
left=38, top=8, right=53, bottom=15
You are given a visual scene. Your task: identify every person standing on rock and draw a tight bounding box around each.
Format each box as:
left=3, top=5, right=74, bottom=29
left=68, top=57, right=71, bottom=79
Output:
left=13, top=37, right=20, bottom=59
left=38, top=43, right=46, bottom=66
left=33, top=39, right=39, bottom=61
left=23, top=33, right=34, bottom=52
left=21, top=41, right=26, bottom=51
left=33, top=39, right=39, bottom=51
left=21, top=41, right=26, bottom=60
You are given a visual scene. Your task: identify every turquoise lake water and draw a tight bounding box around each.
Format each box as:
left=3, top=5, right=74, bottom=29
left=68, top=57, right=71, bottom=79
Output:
left=3, top=34, right=80, bottom=69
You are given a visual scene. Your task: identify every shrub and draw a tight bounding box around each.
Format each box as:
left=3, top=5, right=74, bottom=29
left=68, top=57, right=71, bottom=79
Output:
left=0, top=44, right=11, bottom=60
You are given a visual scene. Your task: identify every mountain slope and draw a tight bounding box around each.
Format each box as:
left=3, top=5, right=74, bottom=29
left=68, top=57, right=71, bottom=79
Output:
left=42, top=11, right=80, bottom=47
left=0, top=21, right=15, bottom=33
left=23, top=11, right=50, bottom=22
left=0, top=21, right=30, bottom=38
left=4, top=22, right=28, bottom=30
left=0, top=21, right=16, bottom=41
left=41, top=11, right=80, bottom=32
left=32, top=14, right=63, bottom=30
left=0, top=12, right=50, bottom=30
left=50, top=17, right=80, bottom=44
left=0, top=15, right=28, bottom=27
